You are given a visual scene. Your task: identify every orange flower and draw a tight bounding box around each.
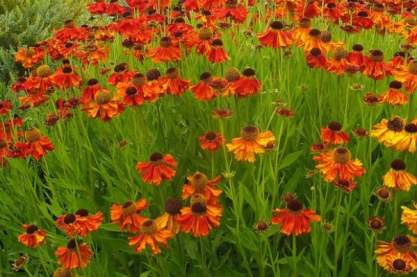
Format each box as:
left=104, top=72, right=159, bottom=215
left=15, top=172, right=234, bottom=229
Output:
left=15, top=128, right=54, bottom=160
left=320, top=121, right=350, bottom=145
left=293, top=18, right=311, bottom=47
left=375, top=235, right=417, bottom=274
left=136, top=153, right=177, bottom=186
left=303, top=29, right=326, bottom=53
left=108, top=63, right=135, bottom=85
left=157, top=197, right=183, bottom=234
left=313, top=146, right=365, bottom=182
left=306, top=48, right=327, bottom=69
left=177, top=193, right=223, bottom=237
left=271, top=198, right=320, bottom=236
left=143, top=69, right=167, bottom=102
left=161, top=68, right=190, bottom=96
left=226, top=125, right=276, bottom=162
left=18, top=224, right=47, bottom=248
left=15, top=47, right=45, bottom=69
left=383, top=159, right=417, bottom=191
left=381, top=81, right=408, bottom=105
left=110, top=199, right=148, bottom=232
left=73, top=209, right=103, bottom=237
left=401, top=203, right=417, bottom=234
left=148, top=37, right=181, bottom=63
left=191, top=72, right=217, bottom=101
left=55, top=239, right=92, bottom=270
left=56, top=213, right=79, bottom=237
left=199, top=131, right=225, bottom=151
left=325, top=48, right=348, bottom=75
left=116, top=78, right=145, bottom=107
left=363, top=50, right=390, bottom=80
left=206, top=39, right=229, bottom=63
left=51, top=66, right=81, bottom=89
left=128, top=218, right=173, bottom=254
left=82, top=89, right=124, bottom=121
left=393, top=61, right=417, bottom=93
left=0, top=100, right=13, bottom=116
left=231, top=68, right=262, bottom=97
left=182, top=172, right=222, bottom=204
left=258, top=21, right=292, bottom=48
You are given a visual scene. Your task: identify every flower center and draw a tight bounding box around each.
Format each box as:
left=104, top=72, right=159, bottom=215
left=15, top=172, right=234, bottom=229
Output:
left=270, top=21, right=284, bottom=30
left=199, top=28, right=213, bottom=40
left=36, top=65, right=51, bottom=77
left=391, top=159, right=406, bottom=171
left=67, top=239, right=77, bottom=250
left=87, top=79, right=99, bottom=86
left=191, top=202, right=207, bottom=214
left=150, top=152, right=163, bottom=162
left=165, top=198, right=182, bottom=215
left=387, top=118, right=404, bottom=132
left=25, top=129, right=41, bottom=143
left=328, top=121, right=342, bottom=131
left=255, top=221, right=269, bottom=232
left=26, top=224, right=38, bottom=234
left=242, top=68, right=255, bottom=77
left=241, top=125, right=259, bottom=140
left=333, top=147, right=351, bottom=164
left=126, top=87, right=137, bottom=96
left=408, top=62, right=417, bottom=75
left=146, top=69, right=161, bottom=81
left=190, top=172, right=209, bottom=191
left=141, top=220, right=156, bottom=233
left=393, top=259, right=406, bottom=270
left=132, top=74, right=145, bottom=87
left=389, top=81, right=402, bottom=89
left=64, top=214, right=76, bottom=224
left=95, top=91, right=111, bottom=104
left=393, top=235, right=411, bottom=251
left=62, top=67, right=73, bottom=74
left=370, top=50, right=383, bottom=62
left=160, top=37, right=172, bottom=48
left=122, top=201, right=136, bottom=215
left=225, top=68, right=240, bottom=82
left=287, top=199, right=303, bottom=212
left=405, top=123, right=417, bottom=133
left=205, top=132, right=217, bottom=141
left=75, top=209, right=89, bottom=217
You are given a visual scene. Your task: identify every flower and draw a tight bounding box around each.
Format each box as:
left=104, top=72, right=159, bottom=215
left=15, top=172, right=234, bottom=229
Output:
left=51, top=66, right=81, bottom=89
left=381, top=81, right=408, bottom=106
left=231, top=68, right=262, bottom=97
left=15, top=47, right=44, bottom=69
left=383, top=159, right=417, bottom=191
left=161, top=68, right=190, bottom=96
left=191, top=72, right=217, bottom=101
left=375, top=186, right=393, bottom=202
left=375, top=235, right=417, bottom=274
left=258, top=21, right=292, bottom=48
left=370, top=117, right=406, bottom=149
left=55, top=239, right=92, bottom=270
left=110, top=199, right=148, bottom=232
left=15, top=128, right=54, bottom=160
left=116, top=79, right=145, bottom=107
left=313, top=147, right=365, bottom=182
left=363, top=50, right=390, bottom=80
left=82, top=89, right=124, bottom=121
left=226, top=125, right=276, bottom=162
left=401, top=204, right=417, bottom=234
left=182, top=172, right=222, bottom=205
left=157, top=197, right=183, bottom=234
left=148, top=37, right=181, bottom=63
left=73, top=209, right=103, bottom=237
left=18, top=224, right=47, bottom=248
left=177, top=193, right=223, bottom=237
left=393, top=61, right=417, bottom=93
left=136, top=153, right=177, bottom=186
left=206, top=39, right=229, bottom=63
left=320, top=121, right=350, bottom=145
left=128, top=218, right=173, bottom=254
left=53, top=267, right=76, bottom=277
left=199, top=131, right=225, bottom=152
left=271, top=198, right=320, bottom=236
left=368, top=216, right=385, bottom=232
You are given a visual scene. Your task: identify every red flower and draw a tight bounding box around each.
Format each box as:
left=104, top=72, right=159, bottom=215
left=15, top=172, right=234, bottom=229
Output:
left=18, top=224, right=47, bottom=248
left=199, top=131, right=225, bottom=152
left=321, top=121, right=350, bottom=145
left=258, top=21, right=292, bottom=48
left=15, top=129, right=54, bottom=160
left=136, top=153, right=177, bottom=186
left=231, top=68, right=262, bottom=97
left=272, top=198, right=320, bottom=236
left=51, top=66, right=81, bottom=89
left=148, top=37, right=181, bottom=63
left=55, top=239, right=92, bottom=270
left=206, top=39, right=229, bottom=63
left=161, top=68, right=190, bottom=96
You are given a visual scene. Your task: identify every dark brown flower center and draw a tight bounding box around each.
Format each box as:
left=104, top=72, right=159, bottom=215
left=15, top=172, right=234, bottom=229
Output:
left=270, top=21, right=284, bottom=30
left=242, top=125, right=259, bottom=140
left=328, top=121, right=342, bottom=131
left=200, top=72, right=212, bottom=81
left=368, top=217, right=384, bottom=231
left=405, top=123, right=417, bottom=133
left=310, top=48, right=321, bottom=56
left=67, top=239, right=77, bottom=250
left=211, top=39, right=223, bottom=47
left=391, top=159, right=406, bottom=171
left=126, top=87, right=137, bottom=96
left=333, top=147, right=351, bottom=164
left=394, top=235, right=411, bottom=251
left=389, top=81, right=402, bottom=89
left=370, top=50, right=383, bottom=62
left=146, top=69, right=161, bottom=81
left=75, top=209, right=89, bottom=217
left=64, top=214, right=76, bottom=224
left=88, top=79, right=98, bottom=86
left=26, top=224, right=38, bottom=234
left=165, top=198, right=182, bottom=215
left=243, top=68, right=255, bottom=77
left=205, top=132, right=217, bottom=140
left=114, top=63, right=127, bottom=72
left=191, top=202, right=207, bottom=214
left=393, top=259, right=406, bottom=270
left=287, top=199, right=303, bottom=212
left=387, top=118, right=404, bottom=132
left=150, top=152, right=163, bottom=162
left=160, top=37, right=172, bottom=47
left=62, top=67, right=73, bottom=74
left=255, top=221, right=269, bottom=232
left=352, top=44, right=363, bottom=52
left=309, top=29, right=321, bottom=37
left=376, top=187, right=390, bottom=200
